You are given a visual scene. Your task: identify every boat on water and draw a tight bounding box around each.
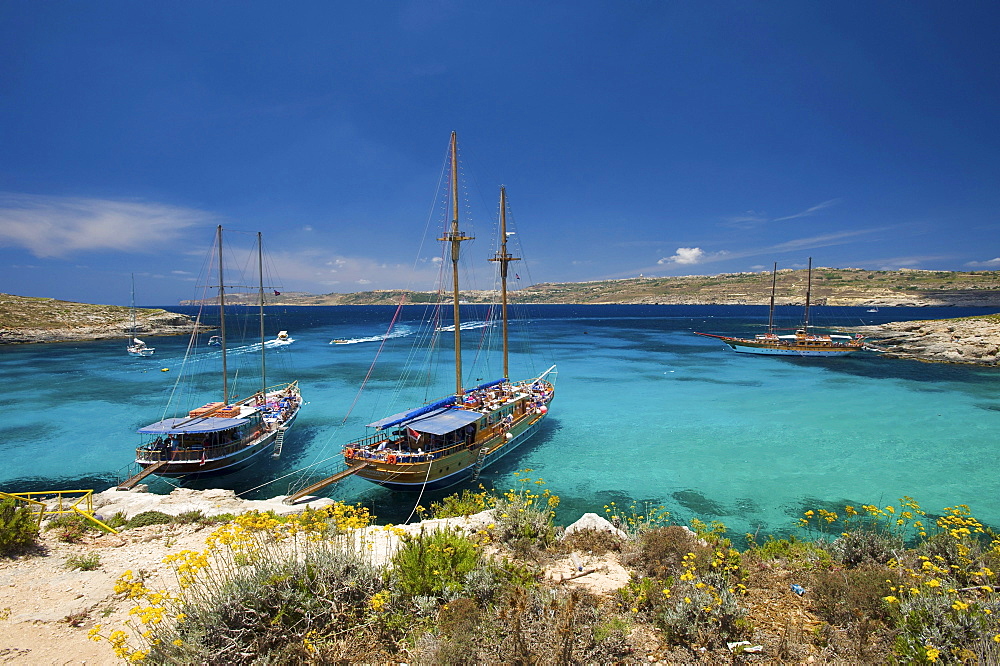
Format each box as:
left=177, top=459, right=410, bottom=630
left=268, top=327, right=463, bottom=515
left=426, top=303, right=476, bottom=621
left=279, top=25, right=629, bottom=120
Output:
left=340, top=133, right=555, bottom=491
left=126, top=274, right=155, bottom=357
left=695, top=259, right=866, bottom=357
left=132, top=226, right=302, bottom=478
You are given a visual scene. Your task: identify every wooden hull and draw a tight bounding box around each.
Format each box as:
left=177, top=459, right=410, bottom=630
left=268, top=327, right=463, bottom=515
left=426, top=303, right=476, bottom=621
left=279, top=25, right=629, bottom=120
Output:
left=352, top=411, right=547, bottom=491
left=725, top=339, right=860, bottom=356
left=135, top=383, right=301, bottom=479
left=344, top=378, right=554, bottom=492
left=696, top=332, right=863, bottom=357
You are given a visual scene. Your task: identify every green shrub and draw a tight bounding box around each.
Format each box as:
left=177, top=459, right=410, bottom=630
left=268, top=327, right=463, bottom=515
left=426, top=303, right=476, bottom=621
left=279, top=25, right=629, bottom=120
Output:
left=0, top=497, right=39, bottom=555
left=491, top=473, right=560, bottom=554
left=811, top=565, right=899, bottom=627
left=630, top=525, right=701, bottom=579
left=174, top=510, right=206, bottom=524
left=656, top=572, right=749, bottom=648
left=559, top=527, right=624, bottom=556
left=745, top=534, right=833, bottom=570
left=392, top=527, right=481, bottom=599
left=417, top=489, right=490, bottom=519
left=831, top=530, right=903, bottom=568
left=123, top=511, right=174, bottom=530
left=66, top=552, right=101, bottom=571
left=102, top=512, right=128, bottom=530
left=45, top=513, right=93, bottom=543
left=893, top=590, right=1000, bottom=663
left=150, top=546, right=386, bottom=663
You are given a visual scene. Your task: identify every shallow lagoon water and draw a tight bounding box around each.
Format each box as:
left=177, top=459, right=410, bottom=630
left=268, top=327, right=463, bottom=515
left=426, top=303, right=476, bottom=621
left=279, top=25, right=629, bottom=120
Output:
left=2, top=304, right=998, bottom=537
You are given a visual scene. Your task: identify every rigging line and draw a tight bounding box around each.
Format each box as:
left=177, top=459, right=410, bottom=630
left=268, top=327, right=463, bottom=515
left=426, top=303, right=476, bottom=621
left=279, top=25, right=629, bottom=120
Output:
left=340, top=296, right=408, bottom=426
left=402, top=459, right=435, bottom=526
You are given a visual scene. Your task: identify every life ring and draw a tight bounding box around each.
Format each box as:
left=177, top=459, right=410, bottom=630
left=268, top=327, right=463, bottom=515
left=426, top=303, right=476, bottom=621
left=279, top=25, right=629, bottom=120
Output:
left=345, top=448, right=355, bottom=459
left=387, top=454, right=397, bottom=465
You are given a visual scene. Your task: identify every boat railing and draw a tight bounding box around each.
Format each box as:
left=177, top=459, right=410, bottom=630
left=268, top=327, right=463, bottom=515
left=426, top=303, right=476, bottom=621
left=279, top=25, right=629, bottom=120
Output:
left=344, top=403, right=542, bottom=465
left=136, top=436, right=259, bottom=463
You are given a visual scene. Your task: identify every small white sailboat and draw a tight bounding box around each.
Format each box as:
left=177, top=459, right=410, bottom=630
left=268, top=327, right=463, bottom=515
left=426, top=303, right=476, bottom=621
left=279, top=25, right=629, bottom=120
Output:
left=126, top=274, right=155, bottom=357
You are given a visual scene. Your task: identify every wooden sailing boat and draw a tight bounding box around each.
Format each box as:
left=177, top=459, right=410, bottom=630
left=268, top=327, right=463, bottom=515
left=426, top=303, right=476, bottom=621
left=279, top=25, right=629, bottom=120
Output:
left=131, top=226, right=302, bottom=478
left=695, top=258, right=866, bottom=356
left=126, top=274, right=155, bottom=357
left=341, top=133, right=555, bottom=491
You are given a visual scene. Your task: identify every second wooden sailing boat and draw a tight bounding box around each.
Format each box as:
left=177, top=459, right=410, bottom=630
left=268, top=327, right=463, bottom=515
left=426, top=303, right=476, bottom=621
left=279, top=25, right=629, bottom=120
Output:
left=341, top=133, right=555, bottom=491
left=132, top=226, right=303, bottom=478
left=695, top=258, right=866, bottom=356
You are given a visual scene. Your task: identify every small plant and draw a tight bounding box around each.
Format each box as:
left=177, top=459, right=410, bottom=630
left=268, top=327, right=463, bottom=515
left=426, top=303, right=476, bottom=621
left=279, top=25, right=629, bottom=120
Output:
left=491, top=471, right=560, bottom=554
left=392, top=527, right=481, bottom=598
left=122, top=510, right=174, bottom=530
left=630, top=525, right=701, bottom=578
left=0, top=497, right=39, bottom=555
left=66, top=551, right=101, bottom=571
left=45, top=513, right=93, bottom=543
left=417, top=488, right=491, bottom=519
left=102, top=512, right=128, bottom=530
left=62, top=610, right=90, bottom=627
left=174, top=510, right=206, bottom=524
left=603, top=499, right=671, bottom=536
left=745, top=534, right=833, bottom=569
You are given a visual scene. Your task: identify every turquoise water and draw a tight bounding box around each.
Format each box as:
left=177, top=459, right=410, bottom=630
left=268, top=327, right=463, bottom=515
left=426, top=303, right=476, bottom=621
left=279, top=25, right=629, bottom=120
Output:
left=2, top=304, right=998, bottom=537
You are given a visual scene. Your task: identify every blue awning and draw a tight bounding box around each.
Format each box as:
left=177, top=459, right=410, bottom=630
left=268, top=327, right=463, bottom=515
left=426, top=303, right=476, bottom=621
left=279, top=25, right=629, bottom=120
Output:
left=407, top=408, right=483, bottom=436
left=368, top=406, right=483, bottom=435
left=367, top=396, right=457, bottom=430
left=137, top=416, right=248, bottom=434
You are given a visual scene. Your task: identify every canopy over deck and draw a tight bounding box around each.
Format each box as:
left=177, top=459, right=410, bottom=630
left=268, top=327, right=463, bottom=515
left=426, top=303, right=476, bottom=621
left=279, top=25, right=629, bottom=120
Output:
left=138, top=416, right=249, bottom=434
left=368, top=406, right=482, bottom=435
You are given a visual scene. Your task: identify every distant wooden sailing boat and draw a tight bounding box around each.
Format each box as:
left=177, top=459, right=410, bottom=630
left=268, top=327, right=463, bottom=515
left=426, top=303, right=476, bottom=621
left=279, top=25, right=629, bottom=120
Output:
left=695, top=258, right=866, bottom=356
left=340, top=133, right=555, bottom=491
left=126, top=274, right=155, bottom=357
left=131, top=226, right=302, bottom=478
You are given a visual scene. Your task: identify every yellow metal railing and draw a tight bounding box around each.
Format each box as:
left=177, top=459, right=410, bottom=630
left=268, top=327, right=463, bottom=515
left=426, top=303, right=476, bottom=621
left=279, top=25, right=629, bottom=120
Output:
left=0, top=489, right=118, bottom=534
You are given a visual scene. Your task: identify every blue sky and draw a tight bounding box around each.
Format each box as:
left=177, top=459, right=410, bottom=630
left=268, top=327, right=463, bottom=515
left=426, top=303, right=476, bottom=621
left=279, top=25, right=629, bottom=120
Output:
left=2, top=1, right=999, bottom=305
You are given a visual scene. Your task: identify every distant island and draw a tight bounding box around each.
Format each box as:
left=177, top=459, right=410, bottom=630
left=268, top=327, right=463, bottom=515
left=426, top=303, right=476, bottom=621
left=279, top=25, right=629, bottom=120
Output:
left=0, top=293, right=194, bottom=344
left=183, top=267, right=1000, bottom=308
left=4, top=268, right=1000, bottom=360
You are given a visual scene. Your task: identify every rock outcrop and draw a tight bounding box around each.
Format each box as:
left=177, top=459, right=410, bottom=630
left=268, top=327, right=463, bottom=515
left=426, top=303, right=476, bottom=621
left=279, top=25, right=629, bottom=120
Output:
left=855, top=317, right=1000, bottom=365
left=0, top=293, right=195, bottom=344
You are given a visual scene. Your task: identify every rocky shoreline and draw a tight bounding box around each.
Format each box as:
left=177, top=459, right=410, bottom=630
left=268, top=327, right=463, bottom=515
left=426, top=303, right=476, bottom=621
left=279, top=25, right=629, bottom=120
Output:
left=0, top=293, right=195, bottom=344
left=0, top=310, right=194, bottom=344
left=854, top=316, right=1000, bottom=365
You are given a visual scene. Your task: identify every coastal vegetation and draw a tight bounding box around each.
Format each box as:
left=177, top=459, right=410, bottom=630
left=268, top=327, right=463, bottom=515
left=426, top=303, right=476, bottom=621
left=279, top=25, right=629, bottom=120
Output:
left=0, top=293, right=193, bottom=344
left=184, top=267, right=1000, bottom=307
left=16, top=476, right=988, bottom=663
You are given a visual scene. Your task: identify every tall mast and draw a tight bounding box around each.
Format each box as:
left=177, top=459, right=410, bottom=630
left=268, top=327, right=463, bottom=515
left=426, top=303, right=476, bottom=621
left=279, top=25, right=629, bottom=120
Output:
left=489, top=186, right=519, bottom=378
left=767, top=262, right=777, bottom=336
left=257, top=231, right=266, bottom=396
left=438, top=132, right=474, bottom=397
left=217, top=225, right=228, bottom=403
left=129, top=273, right=136, bottom=345
left=803, top=256, right=813, bottom=334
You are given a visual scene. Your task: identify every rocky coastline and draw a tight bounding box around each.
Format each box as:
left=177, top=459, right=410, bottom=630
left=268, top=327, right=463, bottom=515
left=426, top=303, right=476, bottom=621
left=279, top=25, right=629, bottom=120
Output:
left=0, top=294, right=195, bottom=344
left=854, top=316, right=1000, bottom=365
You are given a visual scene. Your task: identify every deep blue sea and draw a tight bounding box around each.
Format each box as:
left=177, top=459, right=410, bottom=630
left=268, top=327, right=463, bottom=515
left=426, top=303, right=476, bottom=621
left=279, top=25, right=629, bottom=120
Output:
left=3, top=304, right=998, bottom=538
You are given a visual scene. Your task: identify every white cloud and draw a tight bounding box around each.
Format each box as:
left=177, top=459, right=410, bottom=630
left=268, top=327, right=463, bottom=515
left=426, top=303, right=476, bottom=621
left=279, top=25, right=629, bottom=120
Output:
left=658, top=247, right=733, bottom=267
left=771, top=199, right=840, bottom=222
left=0, top=193, right=214, bottom=257
left=966, top=257, right=1000, bottom=268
